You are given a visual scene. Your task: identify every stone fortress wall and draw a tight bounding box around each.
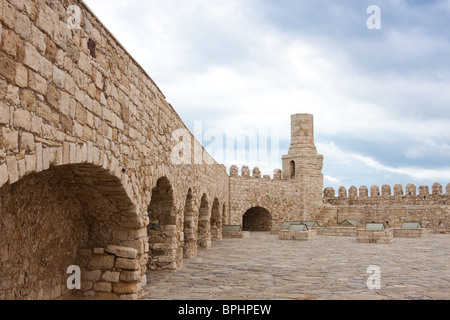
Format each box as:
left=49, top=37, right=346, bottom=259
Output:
left=229, top=114, right=450, bottom=234
left=0, top=0, right=229, bottom=300
left=321, top=183, right=450, bottom=233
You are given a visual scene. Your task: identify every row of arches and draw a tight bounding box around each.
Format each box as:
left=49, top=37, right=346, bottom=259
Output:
left=0, top=164, right=227, bottom=299
left=146, top=177, right=227, bottom=271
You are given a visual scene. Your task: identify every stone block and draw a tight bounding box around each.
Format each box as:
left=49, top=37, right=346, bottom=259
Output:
left=119, top=271, right=141, bottom=283
left=0, top=163, right=8, bottom=187
left=15, top=63, right=28, bottom=88
left=19, top=132, right=34, bottom=151
left=83, top=270, right=101, bottom=282
left=0, top=51, right=16, bottom=82
left=1, top=127, right=18, bottom=150
left=5, top=156, right=18, bottom=184
left=93, top=282, right=112, bottom=293
left=101, top=271, right=120, bottom=283
left=0, top=101, right=10, bottom=124
left=13, top=108, right=31, bottom=130
left=113, top=283, right=138, bottom=295
left=24, top=42, right=41, bottom=72
left=115, top=258, right=140, bottom=270
left=88, top=255, right=115, bottom=270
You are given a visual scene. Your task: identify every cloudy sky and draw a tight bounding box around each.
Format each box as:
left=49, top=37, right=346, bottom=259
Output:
left=84, top=0, right=450, bottom=192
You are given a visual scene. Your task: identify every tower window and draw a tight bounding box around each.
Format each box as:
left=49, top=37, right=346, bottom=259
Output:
left=290, top=161, right=296, bottom=178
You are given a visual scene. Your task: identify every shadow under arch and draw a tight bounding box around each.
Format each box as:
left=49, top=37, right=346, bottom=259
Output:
left=242, top=207, right=272, bottom=232
left=0, top=163, right=140, bottom=300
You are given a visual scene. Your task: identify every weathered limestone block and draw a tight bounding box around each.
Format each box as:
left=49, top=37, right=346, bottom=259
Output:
left=93, top=282, right=112, bottom=293
left=1, top=127, right=18, bottom=150
left=105, top=245, right=138, bottom=259
left=0, top=101, right=10, bottom=124
left=88, top=255, right=115, bottom=270
left=101, top=271, right=120, bottom=283
left=113, top=283, right=137, bottom=295
left=120, top=271, right=141, bottom=283
left=356, top=229, right=394, bottom=244
left=115, top=258, right=140, bottom=270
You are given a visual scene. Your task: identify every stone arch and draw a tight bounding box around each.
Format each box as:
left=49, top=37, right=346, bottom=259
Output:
left=197, top=194, right=211, bottom=249
left=0, top=163, right=143, bottom=300
left=210, top=198, right=222, bottom=240
left=242, top=207, right=272, bottom=231
left=182, top=189, right=197, bottom=259
left=147, top=177, right=178, bottom=270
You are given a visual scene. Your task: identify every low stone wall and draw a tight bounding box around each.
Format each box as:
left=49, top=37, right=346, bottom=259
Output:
left=356, top=229, right=394, bottom=244
left=76, top=245, right=145, bottom=300
left=279, top=229, right=317, bottom=241
left=317, top=227, right=358, bottom=237
left=394, top=228, right=431, bottom=238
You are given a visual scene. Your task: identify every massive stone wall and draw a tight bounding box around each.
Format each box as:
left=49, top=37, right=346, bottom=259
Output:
left=229, top=166, right=303, bottom=230
left=0, top=0, right=229, bottom=300
left=321, top=183, right=450, bottom=233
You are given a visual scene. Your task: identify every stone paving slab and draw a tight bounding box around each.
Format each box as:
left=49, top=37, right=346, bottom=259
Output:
left=142, top=232, right=450, bottom=300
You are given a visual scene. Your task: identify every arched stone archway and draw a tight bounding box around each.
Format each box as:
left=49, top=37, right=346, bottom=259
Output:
left=197, top=194, right=211, bottom=249
left=0, top=164, right=142, bottom=300
left=210, top=198, right=221, bottom=240
left=242, top=207, right=272, bottom=232
left=147, top=177, right=178, bottom=271
left=183, top=189, right=197, bottom=259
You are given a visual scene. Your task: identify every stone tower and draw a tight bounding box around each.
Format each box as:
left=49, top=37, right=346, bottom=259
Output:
left=282, top=114, right=324, bottom=220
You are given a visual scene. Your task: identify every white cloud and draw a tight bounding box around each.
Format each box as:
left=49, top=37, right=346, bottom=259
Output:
left=84, top=0, right=450, bottom=188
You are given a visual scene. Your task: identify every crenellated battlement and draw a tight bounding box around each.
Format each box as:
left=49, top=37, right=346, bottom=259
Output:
left=229, top=165, right=283, bottom=181
left=323, top=183, right=450, bottom=205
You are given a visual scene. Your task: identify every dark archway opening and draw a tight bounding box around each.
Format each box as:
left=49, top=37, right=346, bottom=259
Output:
left=0, top=164, right=136, bottom=300
left=242, top=207, right=272, bottom=231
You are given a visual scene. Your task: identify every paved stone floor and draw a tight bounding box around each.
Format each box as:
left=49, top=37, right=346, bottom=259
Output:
left=142, top=232, right=450, bottom=300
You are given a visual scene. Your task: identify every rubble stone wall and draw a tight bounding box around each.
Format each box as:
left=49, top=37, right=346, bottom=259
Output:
left=322, top=184, right=450, bottom=233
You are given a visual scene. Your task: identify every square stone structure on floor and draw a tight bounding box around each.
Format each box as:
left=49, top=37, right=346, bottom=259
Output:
left=279, top=224, right=317, bottom=241
left=222, top=225, right=250, bottom=238
left=394, top=222, right=431, bottom=238
left=357, top=223, right=394, bottom=244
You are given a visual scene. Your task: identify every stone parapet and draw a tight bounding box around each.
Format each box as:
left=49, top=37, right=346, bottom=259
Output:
left=279, top=229, right=317, bottom=241
left=393, top=228, right=431, bottom=238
